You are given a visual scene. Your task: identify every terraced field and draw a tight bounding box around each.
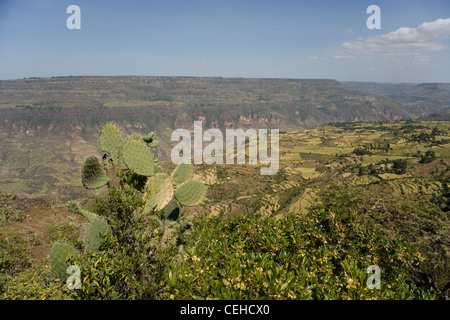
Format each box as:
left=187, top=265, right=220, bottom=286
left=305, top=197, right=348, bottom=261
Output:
left=194, top=120, right=450, bottom=223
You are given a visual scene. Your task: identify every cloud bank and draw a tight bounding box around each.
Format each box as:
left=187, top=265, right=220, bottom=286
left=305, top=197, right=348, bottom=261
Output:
left=330, top=18, right=450, bottom=64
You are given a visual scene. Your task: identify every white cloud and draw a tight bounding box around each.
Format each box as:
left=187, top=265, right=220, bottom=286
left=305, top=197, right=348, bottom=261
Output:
left=306, top=55, right=319, bottom=60
left=330, top=18, right=450, bottom=65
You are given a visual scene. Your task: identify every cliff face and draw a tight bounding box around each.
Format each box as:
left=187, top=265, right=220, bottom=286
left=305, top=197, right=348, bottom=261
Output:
left=340, top=81, right=450, bottom=116
left=0, top=106, right=288, bottom=140
left=0, top=76, right=413, bottom=136
left=0, top=101, right=407, bottom=142
left=0, top=76, right=415, bottom=200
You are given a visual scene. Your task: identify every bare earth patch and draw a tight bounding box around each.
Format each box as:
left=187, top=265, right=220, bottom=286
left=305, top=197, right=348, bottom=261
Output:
left=1, top=196, right=82, bottom=264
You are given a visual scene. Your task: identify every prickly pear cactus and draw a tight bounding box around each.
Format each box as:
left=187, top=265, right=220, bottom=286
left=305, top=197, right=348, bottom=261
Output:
left=143, top=131, right=158, bottom=148
left=169, top=163, right=205, bottom=207
left=122, top=139, right=155, bottom=177
left=49, top=241, right=80, bottom=280
left=126, top=133, right=145, bottom=142
left=67, top=201, right=98, bottom=222
left=81, top=156, right=109, bottom=189
left=67, top=202, right=109, bottom=252
left=143, top=173, right=174, bottom=212
left=174, top=180, right=206, bottom=207
left=143, top=131, right=154, bottom=142
left=81, top=123, right=163, bottom=192
left=99, top=123, right=124, bottom=165
left=84, top=218, right=109, bottom=252
left=78, top=124, right=206, bottom=240
left=147, top=140, right=159, bottom=148
left=170, top=163, right=193, bottom=185
left=142, top=163, right=206, bottom=216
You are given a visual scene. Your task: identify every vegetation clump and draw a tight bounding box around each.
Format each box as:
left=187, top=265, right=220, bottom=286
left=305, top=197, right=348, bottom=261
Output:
left=163, top=208, right=436, bottom=299
left=47, top=123, right=206, bottom=299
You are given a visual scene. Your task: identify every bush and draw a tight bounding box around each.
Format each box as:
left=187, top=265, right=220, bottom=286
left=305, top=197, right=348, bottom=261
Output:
left=420, top=150, right=436, bottom=164
left=1, top=265, right=70, bottom=300
left=0, top=232, right=32, bottom=277
left=353, top=147, right=371, bottom=156
left=65, top=186, right=180, bottom=300
left=392, top=159, right=408, bottom=174
left=45, top=224, right=79, bottom=246
left=163, top=210, right=437, bottom=300
left=318, top=183, right=449, bottom=298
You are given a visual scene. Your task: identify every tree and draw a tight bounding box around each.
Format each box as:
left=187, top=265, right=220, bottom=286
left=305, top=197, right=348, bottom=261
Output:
left=392, top=159, right=407, bottom=174
left=420, top=150, right=436, bottom=164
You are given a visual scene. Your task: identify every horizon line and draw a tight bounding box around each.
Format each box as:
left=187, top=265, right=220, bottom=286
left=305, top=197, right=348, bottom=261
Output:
left=0, top=74, right=438, bottom=85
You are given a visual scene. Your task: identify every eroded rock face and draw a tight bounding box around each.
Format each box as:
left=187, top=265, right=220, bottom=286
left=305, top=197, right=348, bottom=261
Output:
left=0, top=76, right=414, bottom=137
left=0, top=76, right=415, bottom=200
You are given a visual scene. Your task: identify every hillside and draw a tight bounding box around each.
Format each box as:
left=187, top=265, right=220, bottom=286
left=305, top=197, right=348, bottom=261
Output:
left=340, top=81, right=450, bottom=116
left=419, top=109, right=450, bottom=121
left=0, top=76, right=414, bottom=136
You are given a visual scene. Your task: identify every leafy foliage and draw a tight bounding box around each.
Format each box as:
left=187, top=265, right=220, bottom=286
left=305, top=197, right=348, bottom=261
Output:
left=67, top=185, right=184, bottom=299
left=420, top=150, right=436, bottom=164
left=164, top=209, right=436, bottom=299
left=392, top=159, right=408, bottom=174
left=318, top=183, right=449, bottom=297
left=0, top=193, right=24, bottom=224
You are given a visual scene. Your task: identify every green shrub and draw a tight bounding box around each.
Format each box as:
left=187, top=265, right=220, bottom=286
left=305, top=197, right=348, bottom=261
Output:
left=66, top=186, right=180, bottom=300
left=163, top=210, right=437, bottom=300
left=0, top=232, right=33, bottom=297
left=0, top=232, right=32, bottom=277
left=45, top=224, right=80, bottom=246
left=420, top=150, right=436, bottom=164
left=0, top=207, right=24, bottom=224
left=318, top=183, right=449, bottom=298
left=1, top=265, right=71, bottom=300
left=68, top=231, right=173, bottom=300
left=392, top=159, right=407, bottom=174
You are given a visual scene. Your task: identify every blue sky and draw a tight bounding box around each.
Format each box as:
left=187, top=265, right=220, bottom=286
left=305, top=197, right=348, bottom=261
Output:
left=0, top=0, right=449, bottom=82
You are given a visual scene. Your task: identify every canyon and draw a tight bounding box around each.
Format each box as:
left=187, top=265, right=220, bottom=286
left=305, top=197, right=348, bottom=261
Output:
left=0, top=76, right=449, bottom=201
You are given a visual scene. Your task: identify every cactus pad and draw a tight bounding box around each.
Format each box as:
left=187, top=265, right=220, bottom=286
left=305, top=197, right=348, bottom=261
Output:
left=147, top=140, right=159, bottom=148
left=67, top=201, right=98, bottom=222
left=143, top=173, right=174, bottom=211
left=163, top=197, right=180, bottom=221
left=127, top=133, right=145, bottom=142
left=122, top=139, right=155, bottom=176
left=170, top=163, right=193, bottom=185
left=99, top=123, right=124, bottom=164
left=84, top=218, right=109, bottom=252
left=174, top=180, right=206, bottom=207
left=143, top=131, right=158, bottom=148
left=143, top=131, right=155, bottom=142
left=67, top=201, right=82, bottom=215
left=81, top=156, right=109, bottom=189
left=49, top=241, right=80, bottom=280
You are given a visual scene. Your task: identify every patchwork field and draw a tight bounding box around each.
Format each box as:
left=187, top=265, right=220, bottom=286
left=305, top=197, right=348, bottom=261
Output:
left=162, top=120, right=450, bottom=227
